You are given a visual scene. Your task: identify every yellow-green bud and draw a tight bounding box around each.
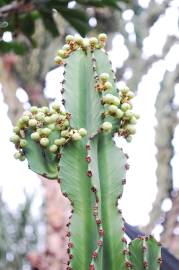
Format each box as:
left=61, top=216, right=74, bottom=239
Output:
left=30, top=106, right=38, bottom=114
left=54, top=138, right=66, bottom=146
left=10, top=134, right=20, bottom=143
left=120, top=86, right=130, bottom=94
left=74, top=35, right=83, bottom=45
left=49, top=144, right=58, bottom=153
left=126, top=135, right=132, bottom=143
left=121, top=103, right=131, bottom=111
left=130, top=116, right=137, bottom=124
left=89, top=37, right=98, bottom=46
left=55, top=56, right=63, bottom=65
left=124, top=110, right=133, bottom=118
left=79, top=128, right=87, bottom=137
left=23, top=111, right=31, bottom=117
left=21, top=115, right=29, bottom=123
left=127, top=91, right=135, bottom=99
left=63, top=44, right=70, bottom=51
left=113, top=97, right=121, bottom=106
left=14, top=152, right=21, bottom=160
left=101, top=122, right=112, bottom=132
left=40, top=106, right=49, bottom=114
left=126, top=124, right=136, bottom=135
left=35, top=112, right=45, bottom=121
left=72, top=132, right=82, bottom=141
left=40, top=138, right=49, bottom=147
left=66, top=35, right=74, bottom=43
left=116, top=109, right=124, bottom=119
left=108, top=105, right=118, bottom=114
left=31, top=132, right=40, bottom=141
left=104, top=81, right=112, bottom=90
left=100, top=73, right=109, bottom=82
left=61, top=130, right=69, bottom=137
left=20, top=139, right=27, bottom=148
left=41, top=128, right=51, bottom=136
left=13, top=126, right=20, bottom=134
left=28, top=119, right=37, bottom=127
left=98, top=33, right=107, bottom=41
left=51, top=102, right=61, bottom=111
left=58, top=49, right=65, bottom=58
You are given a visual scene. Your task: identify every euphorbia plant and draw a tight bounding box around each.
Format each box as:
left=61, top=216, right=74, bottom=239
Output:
left=11, top=34, right=162, bottom=270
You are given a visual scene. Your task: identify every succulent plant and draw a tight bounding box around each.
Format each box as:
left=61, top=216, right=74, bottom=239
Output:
left=11, top=34, right=162, bottom=270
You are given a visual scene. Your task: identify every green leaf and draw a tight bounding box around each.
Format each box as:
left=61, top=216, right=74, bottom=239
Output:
left=0, top=41, right=28, bottom=55
left=39, top=11, right=59, bottom=37
left=57, top=7, right=89, bottom=36
left=19, top=14, right=35, bottom=37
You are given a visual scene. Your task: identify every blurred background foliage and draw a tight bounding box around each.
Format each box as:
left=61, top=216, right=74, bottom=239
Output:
left=0, top=0, right=179, bottom=269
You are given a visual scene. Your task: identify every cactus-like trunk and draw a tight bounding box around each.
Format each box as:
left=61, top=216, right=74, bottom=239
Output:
left=11, top=34, right=162, bottom=270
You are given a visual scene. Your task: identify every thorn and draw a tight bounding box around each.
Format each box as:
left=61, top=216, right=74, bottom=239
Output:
left=68, top=242, right=74, bottom=248
left=123, top=249, right=129, bottom=255
left=142, top=246, right=147, bottom=252
left=67, top=248, right=70, bottom=254
left=61, top=89, right=65, bottom=94
left=62, top=99, right=66, bottom=105
left=86, top=156, right=91, bottom=163
left=124, top=153, right=129, bottom=159
left=118, top=209, right=122, bottom=214
left=99, top=228, right=104, bottom=236
left=96, top=218, right=101, bottom=225
left=91, top=187, right=97, bottom=193
left=69, top=254, right=73, bottom=260
left=63, top=192, right=68, bottom=197
left=87, top=170, right=92, bottom=177
left=125, top=261, right=132, bottom=268
left=66, top=232, right=71, bottom=237
left=122, top=226, right=126, bottom=232
left=157, top=258, right=163, bottom=265
left=92, top=251, right=98, bottom=259
left=66, top=222, right=71, bottom=227
left=143, top=261, right=148, bottom=268
left=122, top=237, right=127, bottom=244
left=122, top=179, right=126, bottom=185
left=86, top=144, right=91, bottom=150
left=89, top=264, right=95, bottom=270
left=98, top=240, right=103, bottom=246
left=125, top=163, right=130, bottom=170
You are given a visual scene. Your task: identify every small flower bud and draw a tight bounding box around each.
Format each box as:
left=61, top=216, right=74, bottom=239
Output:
left=98, top=33, right=107, bottom=42
left=13, top=126, right=20, bottom=134
left=23, top=111, right=31, bottom=117
left=49, top=144, right=58, bottom=153
left=28, top=119, right=37, bottom=127
left=14, top=152, right=21, bottom=159
left=10, top=134, right=20, bottom=143
left=57, top=49, right=65, bottom=58
left=54, top=138, right=66, bottom=146
left=66, top=35, right=74, bottom=43
left=72, top=132, right=82, bottom=141
left=61, top=130, right=69, bottom=137
left=99, top=73, right=109, bottom=82
left=35, top=112, right=45, bottom=121
left=40, top=138, right=49, bottom=147
left=130, top=116, right=137, bottom=124
left=41, top=128, right=51, bottom=136
left=126, top=135, right=132, bottom=143
left=31, top=132, right=40, bottom=141
left=120, top=86, right=130, bottom=94
left=101, top=122, right=112, bottom=132
left=30, top=106, right=38, bottom=114
left=82, top=38, right=89, bottom=48
left=108, top=105, right=118, bottom=114
left=113, top=97, right=120, bottom=106
left=79, top=128, right=87, bottom=137
left=116, top=109, right=124, bottom=119
left=55, top=56, right=63, bottom=65
left=63, top=44, right=70, bottom=51
left=74, top=34, right=83, bottom=45
left=51, top=102, right=61, bottom=111
left=121, top=103, right=131, bottom=112
left=125, top=124, right=136, bottom=135
left=20, top=139, right=27, bottom=148
left=40, top=106, right=49, bottom=114
left=104, top=81, right=112, bottom=90
left=21, top=115, right=30, bottom=123
left=124, top=110, right=133, bottom=118
left=127, top=91, right=135, bottom=99
left=89, top=37, right=98, bottom=47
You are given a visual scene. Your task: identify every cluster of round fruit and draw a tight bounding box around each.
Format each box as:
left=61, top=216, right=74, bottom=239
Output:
left=96, top=73, right=113, bottom=92
left=10, top=102, right=87, bottom=161
left=55, top=33, right=107, bottom=65
left=101, top=86, right=139, bottom=142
